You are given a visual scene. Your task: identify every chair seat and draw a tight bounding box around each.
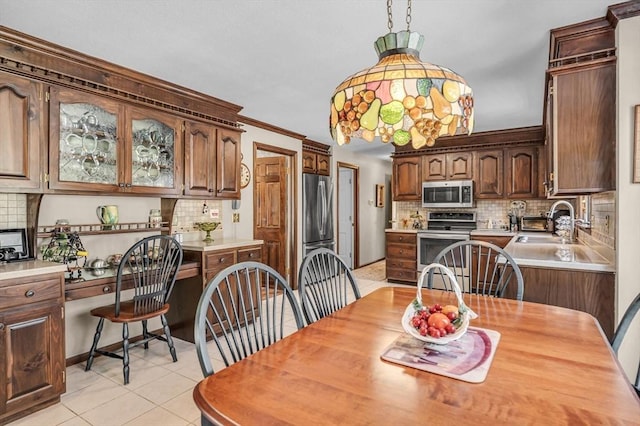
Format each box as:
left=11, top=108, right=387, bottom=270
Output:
left=90, top=301, right=170, bottom=323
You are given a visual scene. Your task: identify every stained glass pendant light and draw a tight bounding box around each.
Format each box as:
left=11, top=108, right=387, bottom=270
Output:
left=330, top=0, right=474, bottom=149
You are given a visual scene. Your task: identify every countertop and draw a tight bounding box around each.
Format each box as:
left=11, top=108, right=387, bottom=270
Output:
left=502, top=232, right=615, bottom=273
left=471, top=229, right=517, bottom=237
left=180, top=238, right=264, bottom=252
left=385, top=228, right=418, bottom=233
left=0, top=260, right=68, bottom=281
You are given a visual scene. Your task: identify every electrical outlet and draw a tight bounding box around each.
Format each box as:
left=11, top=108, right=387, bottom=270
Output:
left=233, top=213, right=240, bottom=223
left=210, top=208, right=220, bottom=219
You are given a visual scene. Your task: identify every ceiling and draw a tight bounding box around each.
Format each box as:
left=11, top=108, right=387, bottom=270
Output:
left=0, top=0, right=614, bottom=160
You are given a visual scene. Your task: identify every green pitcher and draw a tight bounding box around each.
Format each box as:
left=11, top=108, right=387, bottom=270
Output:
left=96, top=205, right=119, bottom=230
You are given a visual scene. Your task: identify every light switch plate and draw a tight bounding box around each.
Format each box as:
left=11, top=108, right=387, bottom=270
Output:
left=210, top=208, right=220, bottom=219
left=233, top=213, right=240, bottom=223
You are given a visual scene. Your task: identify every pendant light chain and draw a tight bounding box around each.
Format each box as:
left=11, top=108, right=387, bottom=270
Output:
left=387, top=0, right=413, bottom=32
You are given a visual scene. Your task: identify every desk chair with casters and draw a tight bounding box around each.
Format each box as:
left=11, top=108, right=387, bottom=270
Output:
left=428, top=240, right=524, bottom=301
left=298, top=248, right=361, bottom=325
left=611, top=292, right=640, bottom=396
left=85, top=235, right=183, bottom=385
left=194, top=261, right=304, bottom=378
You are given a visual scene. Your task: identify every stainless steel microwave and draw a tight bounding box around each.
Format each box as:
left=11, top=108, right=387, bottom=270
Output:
left=422, top=180, right=474, bottom=208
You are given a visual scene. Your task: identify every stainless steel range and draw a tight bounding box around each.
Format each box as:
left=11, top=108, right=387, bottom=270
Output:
left=417, top=212, right=477, bottom=272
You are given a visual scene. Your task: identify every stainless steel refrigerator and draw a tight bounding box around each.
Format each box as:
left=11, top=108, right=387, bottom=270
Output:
left=303, top=173, right=334, bottom=255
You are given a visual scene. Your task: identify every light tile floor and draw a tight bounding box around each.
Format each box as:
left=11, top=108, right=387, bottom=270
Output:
left=9, top=277, right=396, bottom=426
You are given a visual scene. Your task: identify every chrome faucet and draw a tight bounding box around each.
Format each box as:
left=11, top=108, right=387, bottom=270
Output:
left=548, top=200, right=575, bottom=243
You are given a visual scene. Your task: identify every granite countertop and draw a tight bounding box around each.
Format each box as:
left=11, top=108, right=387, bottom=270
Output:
left=180, top=238, right=264, bottom=252
left=502, top=232, right=615, bottom=272
left=0, top=260, right=68, bottom=281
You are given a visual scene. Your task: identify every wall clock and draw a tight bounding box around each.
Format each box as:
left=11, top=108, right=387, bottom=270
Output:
left=240, top=162, right=251, bottom=188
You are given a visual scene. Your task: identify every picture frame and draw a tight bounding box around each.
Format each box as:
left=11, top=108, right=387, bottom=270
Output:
left=635, top=105, right=640, bottom=183
left=375, top=184, right=385, bottom=208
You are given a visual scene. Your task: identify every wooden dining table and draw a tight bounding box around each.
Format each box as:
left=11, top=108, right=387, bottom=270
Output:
left=193, top=286, right=640, bottom=425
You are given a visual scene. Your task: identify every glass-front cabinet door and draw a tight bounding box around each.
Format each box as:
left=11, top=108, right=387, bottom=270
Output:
left=125, top=106, right=182, bottom=195
left=49, top=87, right=123, bottom=191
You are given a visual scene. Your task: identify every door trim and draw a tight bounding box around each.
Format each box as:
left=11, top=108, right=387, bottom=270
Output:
left=337, top=161, right=359, bottom=269
left=253, top=142, right=298, bottom=289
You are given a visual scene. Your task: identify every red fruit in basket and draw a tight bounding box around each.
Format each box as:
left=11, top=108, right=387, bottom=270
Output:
left=439, top=327, right=447, bottom=336
left=445, top=323, right=456, bottom=334
left=427, top=312, right=450, bottom=329
left=433, top=303, right=443, bottom=312
left=419, top=323, right=429, bottom=336
left=411, top=315, right=422, bottom=328
left=428, top=327, right=440, bottom=338
left=429, top=306, right=438, bottom=314
left=420, top=310, right=430, bottom=320
left=446, top=311, right=458, bottom=321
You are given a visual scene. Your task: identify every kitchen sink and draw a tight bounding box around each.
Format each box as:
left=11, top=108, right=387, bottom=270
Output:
left=515, top=235, right=576, bottom=245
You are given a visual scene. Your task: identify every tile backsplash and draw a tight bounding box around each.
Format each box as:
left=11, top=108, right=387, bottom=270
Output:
left=0, top=193, right=26, bottom=229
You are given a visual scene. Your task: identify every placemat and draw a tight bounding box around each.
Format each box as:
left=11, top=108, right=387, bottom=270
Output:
left=380, top=327, right=501, bottom=383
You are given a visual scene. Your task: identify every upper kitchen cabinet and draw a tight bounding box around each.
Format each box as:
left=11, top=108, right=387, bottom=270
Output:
left=504, top=146, right=539, bottom=199
left=475, top=150, right=503, bottom=199
left=302, top=139, right=331, bottom=176
left=215, top=128, right=241, bottom=198
left=184, top=120, right=216, bottom=197
left=544, top=17, right=616, bottom=196
left=392, top=156, right=422, bottom=201
left=422, top=152, right=473, bottom=181
left=0, top=73, right=44, bottom=192
left=48, top=87, right=183, bottom=195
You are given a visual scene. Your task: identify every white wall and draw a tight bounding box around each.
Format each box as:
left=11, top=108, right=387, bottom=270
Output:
left=615, top=14, right=640, bottom=383
left=332, top=147, right=392, bottom=266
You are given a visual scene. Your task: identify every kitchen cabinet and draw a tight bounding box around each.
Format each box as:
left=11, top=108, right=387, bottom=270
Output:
left=385, top=232, right=417, bottom=284
left=423, top=152, right=473, bottom=181
left=0, top=272, right=65, bottom=424
left=475, top=150, right=504, bottom=199
left=504, top=266, right=615, bottom=341
left=302, top=151, right=330, bottom=176
left=545, top=60, right=615, bottom=196
left=470, top=234, right=513, bottom=287
left=166, top=243, right=263, bottom=342
left=48, top=87, right=183, bottom=195
left=392, top=156, right=422, bottom=201
left=184, top=122, right=241, bottom=199
left=0, top=73, right=44, bottom=192
left=505, top=146, right=538, bottom=199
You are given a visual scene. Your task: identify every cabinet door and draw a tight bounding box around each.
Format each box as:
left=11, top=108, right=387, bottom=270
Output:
left=0, top=302, right=65, bottom=418
left=505, top=147, right=538, bottom=198
left=302, top=151, right=317, bottom=173
left=550, top=61, right=615, bottom=195
left=392, top=157, right=422, bottom=201
left=475, top=150, right=503, bottom=199
left=423, top=154, right=446, bottom=181
left=447, top=152, right=473, bottom=180
left=215, top=128, right=241, bottom=199
left=184, top=120, right=216, bottom=196
left=316, top=154, right=330, bottom=176
left=127, top=106, right=183, bottom=195
left=49, top=87, right=123, bottom=191
left=0, top=74, right=43, bottom=191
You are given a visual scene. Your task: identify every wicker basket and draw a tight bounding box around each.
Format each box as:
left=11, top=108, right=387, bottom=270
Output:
left=402, top=263, right=478, bottom=344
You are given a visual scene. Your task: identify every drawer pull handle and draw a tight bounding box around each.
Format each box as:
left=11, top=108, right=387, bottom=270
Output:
left=25, top=290, right=35, bottom=298
left=0, top=323, right=4, bottom=331
left=103, top=286, right=111, bottom=293
left=249, top=253, right=254, bottom=258
left=219, top=258, right=225, bottom=263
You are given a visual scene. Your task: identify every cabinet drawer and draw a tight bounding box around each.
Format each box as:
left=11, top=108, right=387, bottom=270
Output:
left=472, top=235, right=513, bottom=248
left=386, top=258, right=416, bottom=270
left=386, top=244, right=417, bottom=259
left=205, top=250, right=237, bottom=279
left=386, top=267, right=417, bottom=282
left=237, top=246, right=262, bottom=262
left=0, top=276, right=63, bottom=310
left=386, top=233, right=417, bottom=244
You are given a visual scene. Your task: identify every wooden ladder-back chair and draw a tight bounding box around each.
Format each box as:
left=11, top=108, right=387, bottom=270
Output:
left=85, top=235, right=183, bottom=385
left=194, top=261, right=304, bottom=378
left=427, top=240, right=524, bottom=301
left=298, top=248, right=361, bottom=325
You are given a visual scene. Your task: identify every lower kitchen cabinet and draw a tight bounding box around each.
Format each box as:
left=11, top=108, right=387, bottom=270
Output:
left=0, top=272, right=65, bottom=424
left=504, top=266, right=615, bottom=340
left=166, top=244, right=263, bottom=343
left=386, top=232, right=417, bottom=284
left=470, top=235, right=514, bottom=286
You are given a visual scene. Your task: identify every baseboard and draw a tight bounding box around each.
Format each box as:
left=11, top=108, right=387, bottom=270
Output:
left=355, top=258, right=385, bottom=269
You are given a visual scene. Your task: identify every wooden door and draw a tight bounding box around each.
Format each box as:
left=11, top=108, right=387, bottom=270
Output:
left=184, top=121, right=216, bottom=196
left=0, top=74, right=43, bottom=191
left=302, top=151, right=316, bottom=173
left=422, top=154, right=446, bottom=181
left=316, top=154, right=330, bottom=176
left=254, top=156, right=287, bottom=280
left=447, top=152, right=473, bottom=180
left=475, top=150, right=504, bottom=199
left=392, top=156, right=422, bottom=200
left=505, top=147, right=538, bottom=198
left=216, top=128, right=241, bottom=198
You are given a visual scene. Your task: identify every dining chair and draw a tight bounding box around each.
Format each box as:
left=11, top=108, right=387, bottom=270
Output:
left=611, top=292, right=640, bottom=396
left=194, top=261, right=304, bottom=378
left=427, top=240, right=524, bottom=301
left=85, top=235, right=183, bottom=385
left=298, top=248, right=361, bottom=325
